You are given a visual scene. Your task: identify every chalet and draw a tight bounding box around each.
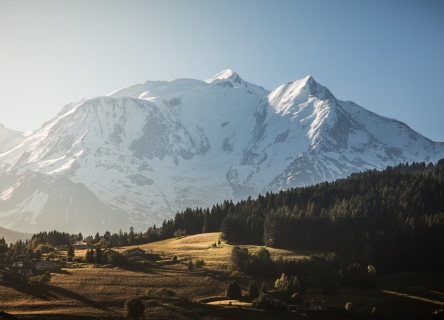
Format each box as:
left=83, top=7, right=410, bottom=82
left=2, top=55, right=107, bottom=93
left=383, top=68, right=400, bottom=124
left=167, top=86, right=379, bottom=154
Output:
left=73, top=242, right=90, bottom=250
left=309, top=298, right=326, bottom=310
left=36, top=261, right=55, bottom=271
left=124, top=248, right=147, bottom=261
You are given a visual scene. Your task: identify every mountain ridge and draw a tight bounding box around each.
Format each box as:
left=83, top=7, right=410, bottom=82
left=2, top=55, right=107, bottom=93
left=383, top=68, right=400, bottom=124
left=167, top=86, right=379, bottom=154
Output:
left=0, top=70, right=442, bottom=234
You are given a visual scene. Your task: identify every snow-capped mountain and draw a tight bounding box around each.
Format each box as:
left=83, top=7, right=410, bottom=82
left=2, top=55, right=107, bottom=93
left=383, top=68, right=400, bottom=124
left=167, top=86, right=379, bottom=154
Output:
left=0, top=124, right=29, bottom=154
left=0, top=69, right=443, bottom=234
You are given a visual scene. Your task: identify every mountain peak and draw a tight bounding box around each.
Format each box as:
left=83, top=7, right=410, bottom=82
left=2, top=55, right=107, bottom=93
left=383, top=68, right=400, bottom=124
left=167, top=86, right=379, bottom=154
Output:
left=301, top=75, right=334, bottom=100
left=205, top=69, right=243, bottom=86
left=205, top=69, right=270, bottom=95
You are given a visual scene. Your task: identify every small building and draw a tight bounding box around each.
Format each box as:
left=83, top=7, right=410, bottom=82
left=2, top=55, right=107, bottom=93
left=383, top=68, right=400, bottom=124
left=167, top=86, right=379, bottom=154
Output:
left=73, top=242, right=90, bottom=250
left=124, top=248, right=147, bottom=260
left=59, top=245, right=69, bottom=251
left=309, top=298, right=326, bottom=310
left=36, top=261, right=55, bottom=271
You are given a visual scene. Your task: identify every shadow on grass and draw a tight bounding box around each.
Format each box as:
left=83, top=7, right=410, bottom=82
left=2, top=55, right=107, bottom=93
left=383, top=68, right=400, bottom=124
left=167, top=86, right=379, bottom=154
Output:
left=6, top=282, right=58, bottom=301
left=45, top=285, right=110, bottom=311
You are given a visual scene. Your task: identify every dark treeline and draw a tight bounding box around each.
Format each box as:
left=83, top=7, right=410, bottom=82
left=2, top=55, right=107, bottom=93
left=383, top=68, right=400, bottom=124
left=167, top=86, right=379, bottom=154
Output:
left=165, top=159, right=444, bottom=273
left=3, top=159, right=443, bottom=273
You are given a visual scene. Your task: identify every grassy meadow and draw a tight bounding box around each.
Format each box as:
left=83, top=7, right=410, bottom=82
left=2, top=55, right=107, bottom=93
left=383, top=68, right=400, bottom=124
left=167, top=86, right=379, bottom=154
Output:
left=1, top=232, right=443, bottom=319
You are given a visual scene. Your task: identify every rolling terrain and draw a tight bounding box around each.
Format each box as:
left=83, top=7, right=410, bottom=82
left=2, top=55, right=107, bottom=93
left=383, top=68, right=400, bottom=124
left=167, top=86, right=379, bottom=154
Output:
left=1, top=233, right=443, bottom=319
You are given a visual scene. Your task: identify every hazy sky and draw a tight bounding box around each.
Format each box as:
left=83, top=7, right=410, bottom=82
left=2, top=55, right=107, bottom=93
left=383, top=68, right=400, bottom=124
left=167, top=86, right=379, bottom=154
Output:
left=1, top=0, right=443, bottom=141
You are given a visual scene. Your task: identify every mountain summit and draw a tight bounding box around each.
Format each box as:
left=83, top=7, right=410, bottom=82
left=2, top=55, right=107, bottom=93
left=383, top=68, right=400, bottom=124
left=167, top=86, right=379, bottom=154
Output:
left=0, top=70, right=443, bottom=234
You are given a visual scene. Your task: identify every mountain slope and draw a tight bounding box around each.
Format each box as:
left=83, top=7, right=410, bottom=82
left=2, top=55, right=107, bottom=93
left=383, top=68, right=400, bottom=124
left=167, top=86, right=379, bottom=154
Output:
left=0, top=124, right=28, bottom=154
left=0, top=70, right=443, bottom=233
left=0, top=225, right=32, bottom=244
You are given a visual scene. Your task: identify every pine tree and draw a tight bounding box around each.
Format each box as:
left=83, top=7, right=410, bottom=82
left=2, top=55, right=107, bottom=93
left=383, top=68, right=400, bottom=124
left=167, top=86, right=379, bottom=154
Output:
left=248, top=280, right=259, bottom=298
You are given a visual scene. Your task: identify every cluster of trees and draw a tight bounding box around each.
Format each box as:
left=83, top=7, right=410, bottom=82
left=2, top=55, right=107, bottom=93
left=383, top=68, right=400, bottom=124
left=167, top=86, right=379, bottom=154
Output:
left=230, top=245, right=377, bottom=291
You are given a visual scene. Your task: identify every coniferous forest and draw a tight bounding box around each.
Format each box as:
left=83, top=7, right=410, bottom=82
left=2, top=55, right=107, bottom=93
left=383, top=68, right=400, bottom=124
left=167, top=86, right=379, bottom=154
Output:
left=170, top=159, right=444, bottom=273
left=3, top=159, right=444, bottom=275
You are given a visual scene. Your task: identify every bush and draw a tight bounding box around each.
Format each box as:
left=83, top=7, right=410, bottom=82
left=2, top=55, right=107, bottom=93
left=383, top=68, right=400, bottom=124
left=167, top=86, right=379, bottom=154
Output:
left=174, top=229, right=186, bottom=239
left=226, top=280, right=242, bottom=299
left=28, top=274, right=51, bottom=287
left=195, top=259, right=205, bottom=268
left=124, top=298, right=145, bottom=319
left=253, top=292, right=272, bottom=309
left=146, top=287, right=176, bottom=298
left=290, top=292, right=302, bottom=303
left=172, top=255, right=177, bottom=262
left=344, top=301, right=354, bottom=318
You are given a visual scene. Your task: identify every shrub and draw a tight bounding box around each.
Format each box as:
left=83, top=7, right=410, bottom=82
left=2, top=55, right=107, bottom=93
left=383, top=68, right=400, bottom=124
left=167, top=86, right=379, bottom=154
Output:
left=253, top=292, right=271, bottom=309
left=290, top=292, right=302, bottom=303
left=172, top=255, right=177, bottom=262
left=28, top=274, right=51, bottom=287
left=344, top=301, right=354, bottom=318
left=174, top=229, right=186, bottom=239
left=195, top=259, right=205, bottom=268
left=124, top=298, right=145, bottom=319
left=226, top=280, right=242, bottom=299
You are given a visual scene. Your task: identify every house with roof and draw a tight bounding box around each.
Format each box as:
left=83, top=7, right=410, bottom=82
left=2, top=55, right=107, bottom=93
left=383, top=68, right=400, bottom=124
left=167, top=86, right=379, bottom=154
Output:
left=36, top=261, right=55, bottom=271
left=73, top=242, right=90, bottom=250
left=123, top=248, right=147, bottom=261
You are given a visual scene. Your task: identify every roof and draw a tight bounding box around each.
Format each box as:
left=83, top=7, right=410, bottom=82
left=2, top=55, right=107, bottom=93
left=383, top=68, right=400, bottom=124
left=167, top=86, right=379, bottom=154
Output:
left=126, top=247, right=146, bottom=253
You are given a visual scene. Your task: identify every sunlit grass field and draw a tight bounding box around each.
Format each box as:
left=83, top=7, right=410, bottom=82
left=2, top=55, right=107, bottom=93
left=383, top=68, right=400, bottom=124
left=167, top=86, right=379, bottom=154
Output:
left=1, top=232, right=444, bottom=319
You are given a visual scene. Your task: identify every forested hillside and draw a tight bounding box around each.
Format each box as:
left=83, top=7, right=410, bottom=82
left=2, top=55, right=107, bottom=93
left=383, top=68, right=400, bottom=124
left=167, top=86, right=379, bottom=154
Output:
left=169, top=159, right=444, bottom=273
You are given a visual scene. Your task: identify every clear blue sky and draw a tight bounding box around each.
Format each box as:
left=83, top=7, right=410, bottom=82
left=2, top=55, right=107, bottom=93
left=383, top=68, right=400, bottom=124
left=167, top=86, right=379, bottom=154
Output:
left=1, top=0, right=443, bottom=141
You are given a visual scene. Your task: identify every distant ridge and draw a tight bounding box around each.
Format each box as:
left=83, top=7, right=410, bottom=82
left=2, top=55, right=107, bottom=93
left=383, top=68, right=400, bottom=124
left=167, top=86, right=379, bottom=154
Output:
left=0, top=226, right=32, bottom=244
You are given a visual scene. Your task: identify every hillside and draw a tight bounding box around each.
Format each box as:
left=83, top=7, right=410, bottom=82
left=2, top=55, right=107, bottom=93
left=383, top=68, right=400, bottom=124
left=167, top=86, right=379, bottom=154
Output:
left=0, top=225, right=32, bottom=243
left=1, top=233, right=444, bottom=319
